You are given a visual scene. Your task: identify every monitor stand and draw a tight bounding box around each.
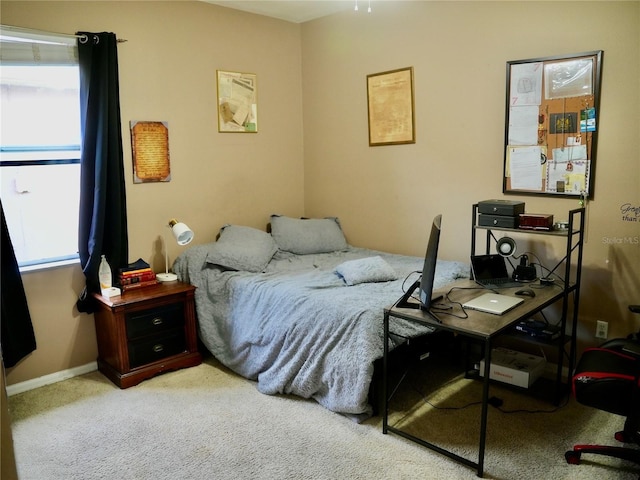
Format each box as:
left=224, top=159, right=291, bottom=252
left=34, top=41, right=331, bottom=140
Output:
left=396, top=280, right=421, bottom=309
left=395, top=279, right=443, bottom=310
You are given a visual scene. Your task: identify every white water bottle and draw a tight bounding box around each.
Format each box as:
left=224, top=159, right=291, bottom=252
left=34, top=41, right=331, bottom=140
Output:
left=98, top=255, right=112, bottom=290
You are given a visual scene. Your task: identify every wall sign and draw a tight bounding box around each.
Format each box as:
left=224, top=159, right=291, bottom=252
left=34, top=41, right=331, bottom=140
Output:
left=130, top=121, right=171, bottom=183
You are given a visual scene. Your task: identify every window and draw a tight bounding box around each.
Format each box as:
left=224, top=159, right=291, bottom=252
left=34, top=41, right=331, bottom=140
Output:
left=0, top=25, right=81, bottom=269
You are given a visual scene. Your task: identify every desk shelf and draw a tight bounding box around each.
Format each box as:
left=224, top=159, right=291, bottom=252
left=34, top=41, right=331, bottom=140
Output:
left=471, top=204, right=585, bottom=402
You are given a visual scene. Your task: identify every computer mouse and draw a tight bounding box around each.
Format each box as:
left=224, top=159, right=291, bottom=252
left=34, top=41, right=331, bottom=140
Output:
left=515, top=288, right=536, bottom=298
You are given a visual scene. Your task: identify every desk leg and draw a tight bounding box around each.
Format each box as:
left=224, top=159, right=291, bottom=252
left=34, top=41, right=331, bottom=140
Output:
left=382, top=311, right=389, bottom=434
left=477, top=339, right=492, bottom=477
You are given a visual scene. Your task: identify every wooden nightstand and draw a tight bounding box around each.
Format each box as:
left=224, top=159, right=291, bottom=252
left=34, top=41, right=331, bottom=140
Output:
left=91, top=281, right=202, bottom=388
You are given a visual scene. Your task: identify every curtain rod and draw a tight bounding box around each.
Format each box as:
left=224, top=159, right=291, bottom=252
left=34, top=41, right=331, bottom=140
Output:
left=77, top=33, right=128, bottom=44
left=0, top=25, right=127, bottom=44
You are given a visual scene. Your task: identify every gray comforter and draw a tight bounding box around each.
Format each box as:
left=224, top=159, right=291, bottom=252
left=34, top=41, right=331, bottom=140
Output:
left=174, top=246, right=466, bottom=418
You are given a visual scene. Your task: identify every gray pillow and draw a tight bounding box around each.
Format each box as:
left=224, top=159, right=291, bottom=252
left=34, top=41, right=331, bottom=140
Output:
left=270, top=215, right=348, bottom=254
left=206, top=225, right=277, bottom=272
left=335, top=256, right=398, bottom=285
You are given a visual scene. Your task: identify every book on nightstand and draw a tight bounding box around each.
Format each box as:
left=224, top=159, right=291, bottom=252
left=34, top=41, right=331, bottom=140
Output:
left=118, top=258, right=158, bottom=290
left=119, top=269, right=156, bottom=285
left=121, top=279, right=159, bottom=291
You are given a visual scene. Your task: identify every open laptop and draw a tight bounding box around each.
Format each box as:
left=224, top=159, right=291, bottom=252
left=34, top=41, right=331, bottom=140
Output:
left=470, top=254, right=522, bottom=288
left=462, top=292, right=524, bottom=315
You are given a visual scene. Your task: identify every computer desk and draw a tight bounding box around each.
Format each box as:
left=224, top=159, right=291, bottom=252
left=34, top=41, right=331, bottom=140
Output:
left=382, top=278, right=565, bottom=478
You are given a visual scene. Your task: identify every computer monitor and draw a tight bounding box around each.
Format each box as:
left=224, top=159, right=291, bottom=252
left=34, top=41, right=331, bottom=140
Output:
left=419, top=214, right=442, bottom=311
left=395, top=214, right=442, bottom=311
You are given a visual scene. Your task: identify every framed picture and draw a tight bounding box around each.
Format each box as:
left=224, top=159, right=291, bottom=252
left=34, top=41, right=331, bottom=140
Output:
left=216, top=70, right=258, bottom=133
left=503, top=51, right=602, bottom=198
left=130, top=121, right=171, bottom=183
left=366, top=67, right=415, bottom=146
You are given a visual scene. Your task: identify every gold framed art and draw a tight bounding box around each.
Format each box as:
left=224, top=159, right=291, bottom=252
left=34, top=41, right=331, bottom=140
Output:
left=216, top=70, right=258, bottom=133
left=366, top=67, right=415, bottom=146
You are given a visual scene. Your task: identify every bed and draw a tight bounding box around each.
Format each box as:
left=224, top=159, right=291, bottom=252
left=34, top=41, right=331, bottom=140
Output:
left=173, top=216, right=467, bottom=419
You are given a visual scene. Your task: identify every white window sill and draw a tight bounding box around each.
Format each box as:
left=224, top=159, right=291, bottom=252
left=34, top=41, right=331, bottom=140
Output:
left=20, top=257, right=80, bottom=274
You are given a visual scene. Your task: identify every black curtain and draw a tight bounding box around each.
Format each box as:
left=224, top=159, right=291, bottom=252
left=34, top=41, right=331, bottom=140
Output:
left=1, top=201, right=36, bottom=367
left=75, top=32, right=128, bottom=313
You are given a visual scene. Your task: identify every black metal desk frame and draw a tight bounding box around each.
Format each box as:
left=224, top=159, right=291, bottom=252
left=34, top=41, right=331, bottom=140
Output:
left=382, top=280, right=566, bottom=478
left=471, top=205, right=584, bottom=405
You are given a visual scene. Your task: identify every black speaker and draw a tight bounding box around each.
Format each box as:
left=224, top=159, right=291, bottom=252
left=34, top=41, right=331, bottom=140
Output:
left=496, top=237, right=517, bottom=257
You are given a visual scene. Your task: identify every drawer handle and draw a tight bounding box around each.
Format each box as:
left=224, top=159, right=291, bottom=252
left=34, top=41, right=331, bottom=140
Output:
left=152, top=317, right=163, bottom=326
left=153, top=344, right=164, bottom=353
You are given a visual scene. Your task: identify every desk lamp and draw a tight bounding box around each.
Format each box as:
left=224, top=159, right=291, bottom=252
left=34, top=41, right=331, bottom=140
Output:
left=156, top=219, right=194, bottom=283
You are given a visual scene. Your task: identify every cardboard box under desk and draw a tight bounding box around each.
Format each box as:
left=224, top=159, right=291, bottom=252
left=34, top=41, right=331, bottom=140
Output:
left=479, top=347, right=546, bottom=388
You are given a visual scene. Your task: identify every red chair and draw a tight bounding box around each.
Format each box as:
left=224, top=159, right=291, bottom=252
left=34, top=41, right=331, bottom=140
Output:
left=565, top=305, right=640, bottom=468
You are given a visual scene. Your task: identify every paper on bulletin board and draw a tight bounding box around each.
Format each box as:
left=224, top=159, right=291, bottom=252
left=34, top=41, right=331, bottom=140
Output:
left=552, top=145, right=588, bottom=163
left=507, top=146, right=543, bottom=190
left=581, top=107, right=597, bottom=132
left=544, top=58, right=594, bottom=100
left=547, top=160, right=588, bottom=194
left=508, top=105, right=539, bottom=145
left=509, top=62, right=543, bottom=106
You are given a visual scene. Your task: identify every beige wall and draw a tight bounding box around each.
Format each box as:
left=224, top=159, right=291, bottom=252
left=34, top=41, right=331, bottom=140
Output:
left=2, top=1, right=639, bottom=386
left=301, top=1, right=640, bottom=347
left=2, top=1, right=305, bottom=385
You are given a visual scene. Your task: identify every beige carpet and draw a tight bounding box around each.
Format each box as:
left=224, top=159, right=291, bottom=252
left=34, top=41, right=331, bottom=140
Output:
left=7, top=356, right=640, bottom=480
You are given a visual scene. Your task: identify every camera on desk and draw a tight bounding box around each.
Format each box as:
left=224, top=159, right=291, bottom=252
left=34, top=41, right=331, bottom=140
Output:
left=512, top=255, right=537, bottom=282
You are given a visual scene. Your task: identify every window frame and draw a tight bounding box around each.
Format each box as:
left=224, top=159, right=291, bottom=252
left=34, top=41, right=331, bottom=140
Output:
left=1, top=25, right=82, bottom=271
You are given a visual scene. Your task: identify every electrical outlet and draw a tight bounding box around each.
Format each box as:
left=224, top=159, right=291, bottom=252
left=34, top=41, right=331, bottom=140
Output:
left=595, top=320, right=608, bottom=339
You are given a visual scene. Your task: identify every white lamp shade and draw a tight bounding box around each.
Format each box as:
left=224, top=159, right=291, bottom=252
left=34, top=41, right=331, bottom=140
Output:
left=157, top=219, right=194, bottom=283
left=496, top=237, right=517, bottom=257
left=171, top=222, right=194, bottom=245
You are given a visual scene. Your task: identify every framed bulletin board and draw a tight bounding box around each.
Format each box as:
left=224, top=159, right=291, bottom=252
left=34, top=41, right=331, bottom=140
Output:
left=503, top=51, right=602, bottom=198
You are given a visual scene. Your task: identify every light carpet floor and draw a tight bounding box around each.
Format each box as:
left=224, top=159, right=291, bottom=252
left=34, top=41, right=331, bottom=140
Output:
left=7, top=356, right=640, bottom=480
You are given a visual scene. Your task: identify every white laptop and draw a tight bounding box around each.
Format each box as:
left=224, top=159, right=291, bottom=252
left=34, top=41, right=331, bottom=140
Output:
left=462, top=293, right=524, bottom=315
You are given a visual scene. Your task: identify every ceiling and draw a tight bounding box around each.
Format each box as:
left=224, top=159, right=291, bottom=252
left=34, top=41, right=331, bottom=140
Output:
left=201, top=1, right=356, bottom=24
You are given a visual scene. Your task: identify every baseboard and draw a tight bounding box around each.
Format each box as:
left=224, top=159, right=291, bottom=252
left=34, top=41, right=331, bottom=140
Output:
left=6, top=362, right=98, bottom=397
left=5, top=361, right=570, bottom=397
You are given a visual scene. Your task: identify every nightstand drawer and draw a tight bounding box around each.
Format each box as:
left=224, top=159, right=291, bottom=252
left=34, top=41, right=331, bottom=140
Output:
left=128, top=329, right=186, bottom=368
left=125, top=303, right=184, bottom=339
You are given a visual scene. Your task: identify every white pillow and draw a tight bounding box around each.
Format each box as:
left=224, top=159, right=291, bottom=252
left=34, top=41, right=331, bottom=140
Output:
left=206, top=225, right=277, bottom=272
left=335, top=256, right=398, bottom=286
